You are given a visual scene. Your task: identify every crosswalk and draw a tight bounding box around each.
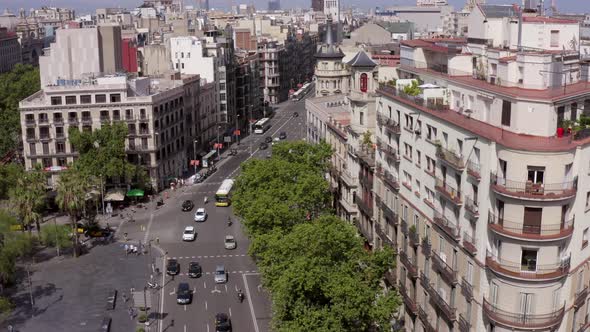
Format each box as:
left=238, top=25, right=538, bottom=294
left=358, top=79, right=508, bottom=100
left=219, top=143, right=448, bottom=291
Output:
left=170, top=254, right=248, bottom=260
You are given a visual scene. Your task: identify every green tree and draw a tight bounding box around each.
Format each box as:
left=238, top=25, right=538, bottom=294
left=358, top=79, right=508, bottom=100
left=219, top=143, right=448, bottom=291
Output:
left=8, top=164, right=46, bottom=233
left=403, top=80, right=422, bottom=96
left=0, top=163, right=22, bottom=200
left=55, top=168, right=90, bottom=257
left=233, top=157, right=331, bottom=236
left=68, top=122, right=138, bottom=185
left=270, top=141, right=332, bottom=170
left=0, top=64, right=40, bottom=156
left=0, top=210, right=34, bottom=285
left=252, top=216, right=399, bottom=331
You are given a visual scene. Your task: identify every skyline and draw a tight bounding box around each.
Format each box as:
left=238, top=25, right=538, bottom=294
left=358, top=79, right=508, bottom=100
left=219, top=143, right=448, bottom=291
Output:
left=0, top=0, right=585, bottom=15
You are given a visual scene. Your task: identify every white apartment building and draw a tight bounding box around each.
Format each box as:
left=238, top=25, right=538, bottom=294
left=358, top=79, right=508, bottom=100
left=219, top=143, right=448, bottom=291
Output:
left=19, top=73, right=201, bottom=191
left=370, top=6, right=590, bottom=332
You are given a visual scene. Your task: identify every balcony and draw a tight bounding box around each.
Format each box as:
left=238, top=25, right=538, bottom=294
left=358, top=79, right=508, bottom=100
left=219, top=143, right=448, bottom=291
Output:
left=138, top=115, right=149, bottom=122
left=575, top=286, right=588, bottom=309
left=467, top=160, right=481, bottom=180
left=485, top=250, right=570, bottom=281
left=458, top=314, right=471, bottom=332
left=399, top=250, right=418, bottom=279
left=100, top=116, right=110, bottom=123
left=464, top=196, right=479, bottom=217
left=81, top=116, right=92, bottom=124
left=462, top=231, right=477, bottom=256
left=375, top=223, right=396, bottom=248
left=435, top=178, right=462, bottom=206
left=138, top=130, right=151, bottom=137
left=377, top=168, right=400, bottom=191
left=25, top=119, right=36, bottom=127
left=39, top=134, right=51, bottom=142
left=355, top=147, right=375, bottom=168
left=354, top=193, right=373, bottom=217
left=376, top=138, right=400, bottom=163
left=384, top=270, right=397, bottom=286
left=399, top=283, right=418, bottom=315
left=418, top=306, right=436, bottom=332
left=432, top=250, right=458, bottom=285
left=353, top=218, right=373, bottom=243
left=68, top=117, right=78, bottom=125
left=483, top=298, right=564, bottom=330
left=376, top=113, right=401, bottom=135
left=423, top=278, right=457, bottom=322
left=461, top=277, right=473, bottom=301
left=421, top=238, right=431, bottom=257
left=53, top=117, right=64, bottom=125
left=125, top=115, right=135, bottom=122
left=378, top=200, right=398, bottom=225
left=26, top=135, right=36, bottom=142
left=401, top=219, right=408, bottom=235
left=359, top=173, right=373, bottom=191
left=487, top=212, right=574, bottom=241
left=433, top=211, right=461, bottom=241
left=436, top=145, right=465, bottom=171
left=38, top=117, right=49, bottom=124
left=409, top=227, right=419, bottom=247
left=491, top=173, right=577, bottom=201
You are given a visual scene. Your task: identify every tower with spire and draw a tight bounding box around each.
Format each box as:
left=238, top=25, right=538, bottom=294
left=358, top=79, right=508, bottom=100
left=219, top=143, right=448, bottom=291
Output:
left=314, top=18, right=349, bottom=97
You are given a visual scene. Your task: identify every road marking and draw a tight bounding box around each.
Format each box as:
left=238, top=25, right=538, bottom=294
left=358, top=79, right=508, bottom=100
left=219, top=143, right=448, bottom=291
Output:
left=207, top=323, right=210, bottom=332
left=205, top=300, right=208, bottom=310
left=211, top=286, right=221, bottom=294
left=229, top=307, right=232, bottom=317
left=184, top=304, right=187, bottom=311
left=192, top=256, right=196, bottom=258
left=184, top=324, right=187, bottom=332
left=169, top=290, right=175, bottom=296
left=159, top=256, right=166, bottom=332
left=143, top=212, right=155, bottom=244
left=203, top=281, right=207, bottom=289
left=222, top=255, right=227, bottom=257
left=242, top=273, right=260, bottom=332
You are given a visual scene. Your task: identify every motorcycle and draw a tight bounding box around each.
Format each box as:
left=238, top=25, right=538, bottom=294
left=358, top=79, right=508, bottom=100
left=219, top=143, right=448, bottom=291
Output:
left=147, top=281, right=159, bottom=289
left=237, top=290, right=244, bottom=303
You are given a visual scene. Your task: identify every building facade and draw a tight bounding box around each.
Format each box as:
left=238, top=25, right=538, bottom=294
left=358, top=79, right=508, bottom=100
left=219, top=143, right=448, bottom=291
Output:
left=0, top=27, right=21, bottom=73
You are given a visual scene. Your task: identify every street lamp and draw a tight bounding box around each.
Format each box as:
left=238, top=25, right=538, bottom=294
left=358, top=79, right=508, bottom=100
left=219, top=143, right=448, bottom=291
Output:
left=93, top=140, right=106, bottom=216
left=216, top=125, right=222, bottom=161
left=193, top=140, right=198, bottom=175
left=235, top=114, right=241, bottom=145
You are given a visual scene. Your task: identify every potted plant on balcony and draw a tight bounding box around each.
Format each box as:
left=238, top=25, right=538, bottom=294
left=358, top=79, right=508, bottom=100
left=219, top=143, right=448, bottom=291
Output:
left=409, top=224, right=417, bottom=236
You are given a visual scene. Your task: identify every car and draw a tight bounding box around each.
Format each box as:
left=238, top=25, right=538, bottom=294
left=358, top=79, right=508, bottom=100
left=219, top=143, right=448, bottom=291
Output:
left=188, top=262, right=202, bottom=278
left=181, top=200, right=194, bottom=211
left=176, top=283, right=192, bottom=304
left=259, top=142, right=268, bottom=150
left=99, top=316, right=112, bottom=332
left=224, top=235, right=236, bottom=250
left=182, top=226, right=196, bottom=241
left=264, top=136, right=272, bottom=143
left=166, top=259, right=179, bottom=275
left=194, top=208, right=207, bottom=222
left=215, top=313, right=232, bottom=332
left=279, top=131, right=287, bottom=140
left=214, top=265, right=227, bottom=283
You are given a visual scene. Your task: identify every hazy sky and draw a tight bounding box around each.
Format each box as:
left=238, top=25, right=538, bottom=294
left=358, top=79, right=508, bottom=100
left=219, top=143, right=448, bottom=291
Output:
left=0, top=0, right=584, bottom=15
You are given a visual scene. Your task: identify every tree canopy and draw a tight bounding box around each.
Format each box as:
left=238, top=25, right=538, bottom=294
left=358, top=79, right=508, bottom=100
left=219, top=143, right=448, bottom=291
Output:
left=8, top=164, right=46, bottom=232
left=233, top=141, right=399, bottom=331
left=0, top=64, right=40, bottom=156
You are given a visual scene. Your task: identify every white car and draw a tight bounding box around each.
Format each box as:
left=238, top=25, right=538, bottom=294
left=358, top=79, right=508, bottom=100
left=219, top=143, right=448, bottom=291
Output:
left=214, top=265, right=227, bottom=283
left=182, top=226, right=196, bottom=241
left=224, top=235, right=236, bottom=250
left=194, top=208, right=207, bottom=222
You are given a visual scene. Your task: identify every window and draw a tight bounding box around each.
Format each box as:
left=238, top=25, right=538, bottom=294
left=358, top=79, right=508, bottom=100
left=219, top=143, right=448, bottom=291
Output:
left=527, top=166, right=545, bottom=184
left=29, top=143, right=36, bottom=156
left=95, top=94, right=106, bottom=103
left=586, top=192, right=590, bottom=209
left=426, top=188, right=435, bottom=203
left=416, top=120, right=422, bottom=134
left=427, top=125, right=437, bottom=141
left=360, top=112, right=364, bottom=125
left=415, top=180, right=421, bottom=194
left=403, top=171, right=412, bottom=187
left=110, top=94, right=121, bottom=103
left=577, top=270, right=585, bottom=293
left=501, top=100, right=511, bottom=126
left=521, top=249, right=537, bottom=271
left=467, top=262, right=473, bottom=284
left=584, top=228, right=589, bottom=249
left=550, top=30, right=559, bottom=47
left=426, top=156, right=436, bottom=175
left=404, top=143, right=412, bottom=159
left=80, top=95, right=91, bottom=105
left=360, top=73, right=368, bottom=92
left=404, top=114, right=413, bottom=129
left=65, top=96, right=77, bottom=105
left=416, top=150, right=421, bottom=166
left=403, top=205, right=408, bottom=221
left=50, top=96, right=62, bottom=105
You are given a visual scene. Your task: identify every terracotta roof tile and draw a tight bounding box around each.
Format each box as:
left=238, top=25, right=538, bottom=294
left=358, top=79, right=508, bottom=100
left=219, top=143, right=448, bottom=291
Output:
left=522, top=16, right=579, bottom=24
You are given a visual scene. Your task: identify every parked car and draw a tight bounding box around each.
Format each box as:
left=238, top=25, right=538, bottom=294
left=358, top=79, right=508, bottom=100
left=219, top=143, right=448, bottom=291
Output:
left=259, top=142, right=269, bottom=150
left=176, top=283, right=192, bottom=304
left=182, top=226, right=196, bottom=241
left=167, top=259, right=180, bottom=275
left=279, top=131, right=287, bottom=140
left=293, top=112, right=299, bottom=118
left=215, top=313, right=232, bottom=332
left=182, top=200, right=194, bottom=211
left=194, top=208, right=207, bottom=222
left=224, top=235, right=236, bottom=250
left=264, top=136, right=272, bottom=143
left=214, top=265, right=227, bottom=283
left=188, top=262, right=202, bottom=278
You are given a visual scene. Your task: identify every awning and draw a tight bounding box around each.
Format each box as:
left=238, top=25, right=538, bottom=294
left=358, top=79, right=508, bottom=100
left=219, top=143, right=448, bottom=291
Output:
left=203, top=150, right=217, bottom=160
left=44, top=165, right=68, bottom=172
left=105, top=188, right=126, bottom=201
left=418, top=83, right=439, bottom=89
left=126, top=189, right=145, bottom=197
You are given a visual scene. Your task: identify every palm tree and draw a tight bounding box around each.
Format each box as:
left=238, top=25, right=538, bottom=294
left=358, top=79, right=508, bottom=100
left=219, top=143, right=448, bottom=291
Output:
left=55, top=168, right=89, bottom=257
left=9, top=165, right=46, bottom=233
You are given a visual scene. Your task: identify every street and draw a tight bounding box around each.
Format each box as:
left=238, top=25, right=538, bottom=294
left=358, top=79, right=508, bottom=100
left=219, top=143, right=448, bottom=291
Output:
left=119, top=95, right=309, bottom=332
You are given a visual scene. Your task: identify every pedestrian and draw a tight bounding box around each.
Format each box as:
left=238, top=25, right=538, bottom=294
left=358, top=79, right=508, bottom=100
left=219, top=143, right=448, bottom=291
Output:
left=171, top=319, right=175, bottom=327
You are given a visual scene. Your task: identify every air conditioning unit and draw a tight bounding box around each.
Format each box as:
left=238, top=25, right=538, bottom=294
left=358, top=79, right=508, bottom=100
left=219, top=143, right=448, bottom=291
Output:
left=414, top=128, right=422, bottom=135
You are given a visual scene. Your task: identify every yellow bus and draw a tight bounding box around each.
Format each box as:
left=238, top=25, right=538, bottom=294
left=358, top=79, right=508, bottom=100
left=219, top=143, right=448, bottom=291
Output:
left=215, top=179, right=235, bottom=207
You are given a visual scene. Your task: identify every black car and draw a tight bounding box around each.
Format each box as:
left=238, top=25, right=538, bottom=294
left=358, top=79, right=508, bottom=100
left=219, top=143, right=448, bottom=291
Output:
left=188, top=262, right=202, bottom=278
left=176, top=283, right=192, bottom=304
left=259, top=142, right=269, bottom=150
left=166, top=259, right=179, bottom=275
left=215, top=313, right=232, bottom=332
left=293, top=112, right=299, bottom=118
left=279, top=132, right=287, bottom=140
left=264, top=136, right=273, bottom=143
left=181, top=200, right=194, bottom=211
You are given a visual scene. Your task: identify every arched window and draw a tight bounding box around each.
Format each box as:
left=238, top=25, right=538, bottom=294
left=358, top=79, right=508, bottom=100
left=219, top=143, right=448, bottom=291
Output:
left=360, top=73, right=368, bottom=93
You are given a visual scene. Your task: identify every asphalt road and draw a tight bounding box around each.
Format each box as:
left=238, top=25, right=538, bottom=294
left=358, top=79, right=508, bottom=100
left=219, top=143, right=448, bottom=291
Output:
left=122, top=96, right=309, bottom=332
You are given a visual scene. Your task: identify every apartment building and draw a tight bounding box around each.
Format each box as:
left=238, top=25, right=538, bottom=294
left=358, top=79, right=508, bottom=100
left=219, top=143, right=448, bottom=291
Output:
left=0, top=27, right=21, bottom=73
left=314, top=19, right=350, bottom=97
left=19, top=73, right=200, bottom=192
left=371, top=6, right=590, bottom=332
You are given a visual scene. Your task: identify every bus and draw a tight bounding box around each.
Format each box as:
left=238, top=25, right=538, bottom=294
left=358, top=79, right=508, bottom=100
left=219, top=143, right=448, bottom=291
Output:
left=254, top=118, right=271, bottom=134
left=290, top=82, right=312, bottom=102
left=215, top=179, right=235, bottom=207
